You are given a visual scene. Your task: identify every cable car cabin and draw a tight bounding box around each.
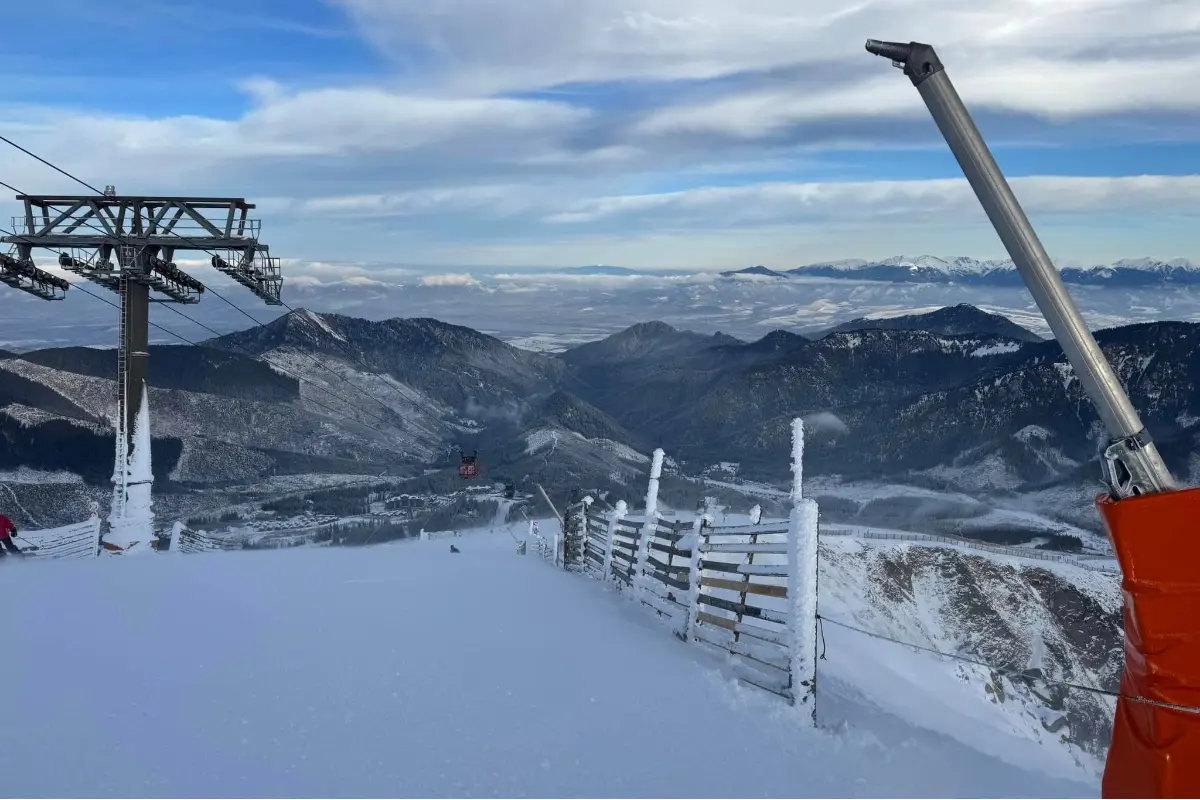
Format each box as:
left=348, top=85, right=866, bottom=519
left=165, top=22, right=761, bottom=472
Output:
left=458, top=454, right=478, bottom=480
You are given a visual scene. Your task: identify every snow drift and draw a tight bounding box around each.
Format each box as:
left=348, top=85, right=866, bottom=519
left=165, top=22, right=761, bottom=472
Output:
left=0, top=526, right=1096, bottom=798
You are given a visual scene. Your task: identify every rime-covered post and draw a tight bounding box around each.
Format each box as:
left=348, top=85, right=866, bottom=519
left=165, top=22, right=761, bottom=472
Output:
left=635, top=448, right=665, bottom=602
left=604, top=500, right=627, bottom=581
left=787, top=418, right=819, bottom=724
left=579, top=495, right=594, bottom=570
left=684, top=504, right=711, bottom=640
left=105, top=384, right=155, bottom=554
left=89, top=501, right=103, bottom=557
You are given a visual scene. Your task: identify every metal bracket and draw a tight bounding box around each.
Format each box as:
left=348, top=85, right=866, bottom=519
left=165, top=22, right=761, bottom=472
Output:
left=1102, top=430, right=1174, bottom=499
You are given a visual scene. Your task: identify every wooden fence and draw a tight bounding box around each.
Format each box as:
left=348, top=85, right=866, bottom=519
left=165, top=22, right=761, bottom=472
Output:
left=693, top=519, right=793, bottom=698
left=608, top=516, right=642, bottom=587
left=174, top=525, right=243, bottom=554
left=21, top=515, right=102, bottom=560
left=567, top=499, right=803, bottom=703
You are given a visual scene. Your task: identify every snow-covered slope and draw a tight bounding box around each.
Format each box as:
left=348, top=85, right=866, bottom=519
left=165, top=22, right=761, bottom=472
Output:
left=820, top=536, right=1121, bottom=777
left=0, top=528, right=1094, bottom=797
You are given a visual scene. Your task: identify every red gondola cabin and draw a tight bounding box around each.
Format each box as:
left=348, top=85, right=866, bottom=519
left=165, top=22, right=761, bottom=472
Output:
left=458, top=453, right=478, bottom=480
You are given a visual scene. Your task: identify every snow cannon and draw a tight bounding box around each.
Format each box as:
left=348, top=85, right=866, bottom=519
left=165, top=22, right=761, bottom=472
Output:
left=867, top=38, right=1200, bottom=798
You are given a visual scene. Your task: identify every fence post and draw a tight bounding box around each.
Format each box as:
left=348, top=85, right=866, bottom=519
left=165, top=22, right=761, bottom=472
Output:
left=169, top=520, right=185, bottom=555
left=787, top=418, right=819, bottom=725
left=684, top=506, right=709, bottom=640
left=604, top=500, right=626, bottom=581
left=90, top=503, right=103, bottom=557
left=579, top=496, right=593, bottom=569
left=635, top=448, right=665, bottom=603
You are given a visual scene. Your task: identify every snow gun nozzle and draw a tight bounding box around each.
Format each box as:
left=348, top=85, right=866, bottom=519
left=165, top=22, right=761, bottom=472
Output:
left=865, top=39, right=910, bottom=61
left=865, top=39, right=944, bottom=86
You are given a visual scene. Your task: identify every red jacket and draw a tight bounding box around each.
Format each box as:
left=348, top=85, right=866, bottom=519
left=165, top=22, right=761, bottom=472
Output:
left=0, top=515, right=15, bottom=540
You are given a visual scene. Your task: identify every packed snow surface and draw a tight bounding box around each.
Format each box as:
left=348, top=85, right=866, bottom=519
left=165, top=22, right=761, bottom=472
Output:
left=2, top=529, right=1094, bottom=798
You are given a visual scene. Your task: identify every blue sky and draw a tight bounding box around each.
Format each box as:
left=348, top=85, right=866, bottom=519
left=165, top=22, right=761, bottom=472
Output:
left=0, top=0, right=1197, bottom=274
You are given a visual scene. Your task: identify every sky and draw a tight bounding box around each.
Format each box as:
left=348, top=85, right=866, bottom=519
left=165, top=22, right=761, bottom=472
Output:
left=0, top=0, right=1197, bottom=277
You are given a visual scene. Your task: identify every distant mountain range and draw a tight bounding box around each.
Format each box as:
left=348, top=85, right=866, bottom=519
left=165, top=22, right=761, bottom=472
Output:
left=1, top=303, right=1197, bottom=530
left=722, top=255, right=1200, bottom=286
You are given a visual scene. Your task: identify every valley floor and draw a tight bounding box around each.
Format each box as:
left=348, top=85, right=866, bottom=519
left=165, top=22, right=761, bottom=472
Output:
left=2, top=528, right=1096, bottom=798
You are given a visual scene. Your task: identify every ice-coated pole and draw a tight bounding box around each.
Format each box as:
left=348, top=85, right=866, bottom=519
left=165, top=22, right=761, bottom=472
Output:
left=865, top=39, right=1176, bottom=498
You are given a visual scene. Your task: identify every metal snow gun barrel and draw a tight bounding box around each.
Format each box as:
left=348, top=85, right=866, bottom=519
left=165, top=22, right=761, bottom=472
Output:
left=866, top=38, right=1200, bottom=798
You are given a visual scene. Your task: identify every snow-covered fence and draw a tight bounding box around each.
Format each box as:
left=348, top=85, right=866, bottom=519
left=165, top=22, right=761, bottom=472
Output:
left=637, top=517, right=695, bottom=638
left=692, top=518, right=794, bottom=699
left=582, top=503, right=610, bottom=577
left=560, top=501, right=587, bottom=572
left=174, top=525, right=242, bottom=555
left=608, top=517, right=641, bottom=586
left=527, top=521, right=555, bottom=562
left=545, top=426, right=820, bottom=711
left=423, top=529, right=461, bottom=542
left=21, top=515, right=102, bottom=560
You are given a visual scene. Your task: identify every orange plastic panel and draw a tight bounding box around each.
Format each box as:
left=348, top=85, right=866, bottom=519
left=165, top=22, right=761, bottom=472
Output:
left=1099, top=487, right=1200, bottom=798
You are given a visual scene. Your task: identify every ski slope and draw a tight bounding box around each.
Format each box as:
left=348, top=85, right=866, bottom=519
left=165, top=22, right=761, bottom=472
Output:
left=1, top=528, right=1094, bottom=798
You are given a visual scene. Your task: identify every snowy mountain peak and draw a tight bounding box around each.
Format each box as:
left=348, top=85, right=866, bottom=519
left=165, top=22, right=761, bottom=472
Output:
left=788, top=255, right=1199, bottom=285
left=719, top=265, right=789, bottom=278
left=824, top=303, right=1043, bottom=343
left=292, top=309, right=348, bottom=344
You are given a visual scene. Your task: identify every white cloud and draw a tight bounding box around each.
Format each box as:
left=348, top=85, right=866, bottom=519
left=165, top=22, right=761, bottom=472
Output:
left=543, top=175, right=1200, bottom=226
left=296, top=186, right=537, bottom=218
left=1, top=0, right=1197, bottom=273
left=335, top=0, right=1200, bottom=119
left=0, top=83, right=588, bottom=194
left=637, top=58, right=1200, bottom=138
left=419, top=273, right=481, bottom=288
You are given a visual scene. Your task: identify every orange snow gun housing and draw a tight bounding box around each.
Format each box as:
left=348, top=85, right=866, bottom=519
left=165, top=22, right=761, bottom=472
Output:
left=1098, top=488, right=1200, bottom=798
left=864, top=38, right=1200, bottom=798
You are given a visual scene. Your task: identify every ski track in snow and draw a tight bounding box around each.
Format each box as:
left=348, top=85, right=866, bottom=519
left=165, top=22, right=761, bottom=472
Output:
left=1, top=528, right=1095, bottom=798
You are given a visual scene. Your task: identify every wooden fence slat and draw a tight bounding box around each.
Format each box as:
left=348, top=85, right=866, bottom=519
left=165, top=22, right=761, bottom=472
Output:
left=733, top=661, right=792, bottom=696
left=693, top=626, right=790, bottom=671
left=648, top=540, right=691, bottom=558
left=733, top=563, right=790, bottom=577
left=643, top=591, right=687, bottom=620
left=698, top=558, right=743, bottom=574
left=706, top=523, right=791, bottom=537
left=696, top=612, right=792, bottom=647
left=646, top=555, right=689, bottom=575
left=701, top=542, right=787, bottom=554
left=611, top=541, right=637, bottom=560
left=697, top=593, right=789, bottom=624
left=701, top=575, right=787, bottom=598
left=645, top=568, right=689, bottom=592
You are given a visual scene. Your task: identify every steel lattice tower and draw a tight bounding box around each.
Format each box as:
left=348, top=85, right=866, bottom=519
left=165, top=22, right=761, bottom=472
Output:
left=2, top=190, right=283, bottom=535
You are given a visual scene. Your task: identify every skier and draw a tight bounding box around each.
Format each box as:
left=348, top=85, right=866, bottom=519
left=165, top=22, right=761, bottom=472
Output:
left=0, top=514, right=23, bottom=558
left=449, top=544, right=461, bottom=554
